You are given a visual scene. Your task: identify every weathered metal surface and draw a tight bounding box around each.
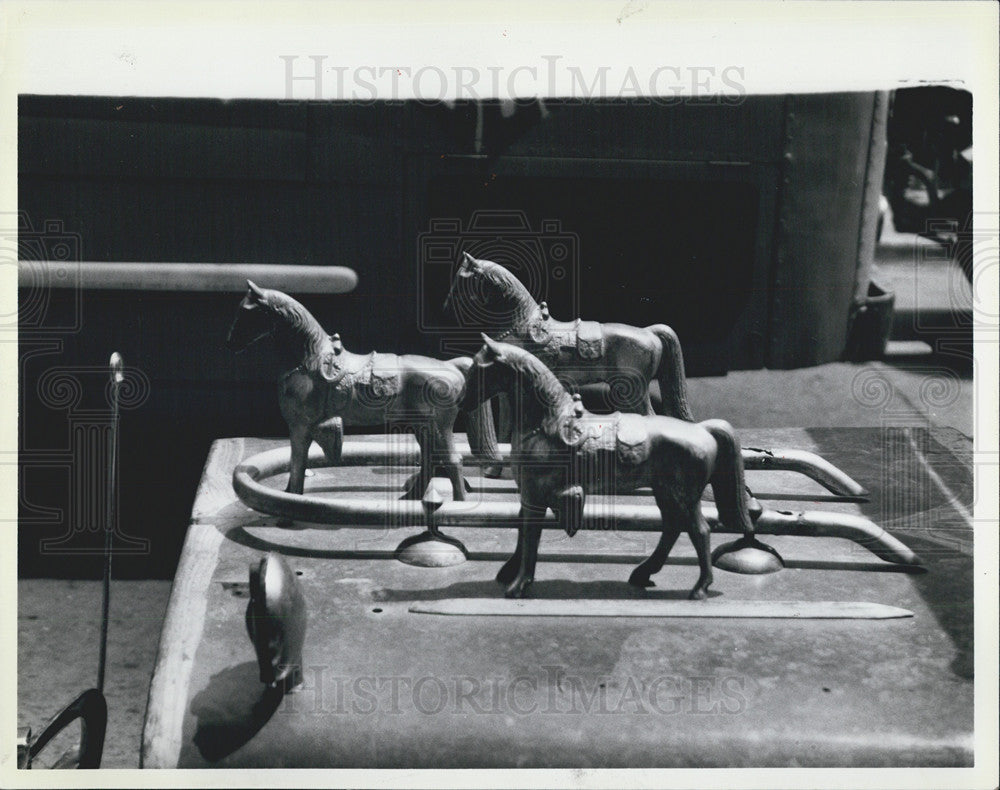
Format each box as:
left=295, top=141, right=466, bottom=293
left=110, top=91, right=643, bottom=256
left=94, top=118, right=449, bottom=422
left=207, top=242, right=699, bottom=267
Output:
left=143, top=429, right=974, bottom=769
left=770, top=93, right=886, bottom=368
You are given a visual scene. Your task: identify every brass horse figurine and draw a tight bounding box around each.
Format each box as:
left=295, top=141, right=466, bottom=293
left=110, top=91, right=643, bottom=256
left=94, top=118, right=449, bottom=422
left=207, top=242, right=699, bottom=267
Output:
left=227, top=281, right=494, bottom=501
left=463, top=335, right=775, bottom=599
left=444, top=252, right=694, bottom=426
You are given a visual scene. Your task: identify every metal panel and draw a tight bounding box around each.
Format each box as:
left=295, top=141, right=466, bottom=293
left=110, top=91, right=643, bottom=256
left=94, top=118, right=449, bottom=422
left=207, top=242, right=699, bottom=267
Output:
left=767, top=93, right=878, bottom=368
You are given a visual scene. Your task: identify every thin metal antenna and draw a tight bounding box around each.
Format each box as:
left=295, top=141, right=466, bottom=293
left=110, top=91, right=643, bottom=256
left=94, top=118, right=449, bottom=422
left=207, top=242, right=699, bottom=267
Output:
left=98, top=352, right=124, bottom=694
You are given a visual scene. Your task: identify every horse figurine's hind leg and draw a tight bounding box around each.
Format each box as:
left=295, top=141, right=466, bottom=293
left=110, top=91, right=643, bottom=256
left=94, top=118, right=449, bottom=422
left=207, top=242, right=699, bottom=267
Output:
left=627, top=417, right=779, bottom=590
left=628, top=493, right=714, bottom=599
left=398, top=411, right=470, bottom=501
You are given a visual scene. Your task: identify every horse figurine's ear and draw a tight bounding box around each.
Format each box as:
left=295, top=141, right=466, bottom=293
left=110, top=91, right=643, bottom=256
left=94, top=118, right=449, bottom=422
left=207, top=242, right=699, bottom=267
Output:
left=246, top=280, right=266, bottom=303
left=480, top=333, right=505, bottom=362
left=461, top=252, right=482, bottom=272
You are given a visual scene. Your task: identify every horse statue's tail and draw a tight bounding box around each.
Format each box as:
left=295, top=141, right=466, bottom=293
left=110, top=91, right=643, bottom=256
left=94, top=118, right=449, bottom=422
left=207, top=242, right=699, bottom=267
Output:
left=702, top=419, right=754, bottom=538
left=647, top=324, right=694, bottom=421
left=448, top=356, right=503, bottom=475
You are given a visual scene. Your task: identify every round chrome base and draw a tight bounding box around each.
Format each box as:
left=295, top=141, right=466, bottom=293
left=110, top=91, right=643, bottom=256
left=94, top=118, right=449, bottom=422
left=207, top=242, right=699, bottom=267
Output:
left=395, top=531, right=469, bottom=567
left=712, top=536, right=785, bottom=574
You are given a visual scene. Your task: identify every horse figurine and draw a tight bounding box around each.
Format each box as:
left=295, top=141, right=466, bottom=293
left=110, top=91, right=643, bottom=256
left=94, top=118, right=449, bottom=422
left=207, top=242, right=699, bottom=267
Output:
left=444, top=252, right=694, bottom=427
left=463, top=335, right=777, bottom=599
left=227, top=281, right=495, bottom=501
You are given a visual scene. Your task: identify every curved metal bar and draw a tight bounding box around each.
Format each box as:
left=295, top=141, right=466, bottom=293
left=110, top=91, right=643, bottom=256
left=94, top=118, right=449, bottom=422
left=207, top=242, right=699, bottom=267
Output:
left=240, top=437, right=868, bottom=499
left=26, top=688, right=107, bottom=769
left=742, top=447, right=870, bottom=498
left=710, top=507, right=922, bottom=567
left=232, top=446, right=920, bottom=566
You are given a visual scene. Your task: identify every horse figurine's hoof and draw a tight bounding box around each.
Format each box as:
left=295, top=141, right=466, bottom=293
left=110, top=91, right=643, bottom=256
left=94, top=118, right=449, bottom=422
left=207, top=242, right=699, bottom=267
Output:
left=504, top=578, right=533, bottom=598
left=712, top=536, right=784, bottom=574
left=496, top=562, right=518, bottom=585
left=688, top=586, right=710, bottom=600
left=400, top=485, right=423, bottom=501
left=627, top=569, right=655, bottom=588
left=482, top=464, right=505, bottom=479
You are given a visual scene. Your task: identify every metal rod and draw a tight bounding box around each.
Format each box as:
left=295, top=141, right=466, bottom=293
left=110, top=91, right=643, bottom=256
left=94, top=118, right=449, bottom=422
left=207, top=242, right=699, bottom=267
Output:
left=741, top=447, right=869, bottom=498
left=408, top=598, right=915, bottom=619
left=18, top=261, right=358, bottom=294
left=232, top=445, right=921, bottom=566
left=98, top=353, right=123, bottom=694
left=239, top=435, right=869, bottom=499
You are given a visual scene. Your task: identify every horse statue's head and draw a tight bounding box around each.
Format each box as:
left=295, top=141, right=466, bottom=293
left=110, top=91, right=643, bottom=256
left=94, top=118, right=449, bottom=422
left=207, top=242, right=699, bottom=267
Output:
left=227, top=280, right=276, bottom=352
left=443, top=252, right=538, bottom=332
left=226, top=281, right=328, bottom=366
left=464, top=334, right=573, bottom=431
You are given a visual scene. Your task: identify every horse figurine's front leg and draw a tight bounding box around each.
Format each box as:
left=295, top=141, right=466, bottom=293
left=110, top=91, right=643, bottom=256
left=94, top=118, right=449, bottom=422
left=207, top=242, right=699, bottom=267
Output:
left=504, top=504, right=546, bottom=598
left=312, top=416, right=343, bottom=465
left=465, top=399, right=504, bottom=479
left=495, top=527, right=522, bottom=585
left=286, top=424, right=312, bottom=495
left=554, top=484, right=585, bottom=537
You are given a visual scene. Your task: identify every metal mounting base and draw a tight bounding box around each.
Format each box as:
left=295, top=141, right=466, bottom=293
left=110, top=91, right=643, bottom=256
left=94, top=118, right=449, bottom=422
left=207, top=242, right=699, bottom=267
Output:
left=712, top=536, right=785, bottom=574
left=395, top=530, right=469, bottom=567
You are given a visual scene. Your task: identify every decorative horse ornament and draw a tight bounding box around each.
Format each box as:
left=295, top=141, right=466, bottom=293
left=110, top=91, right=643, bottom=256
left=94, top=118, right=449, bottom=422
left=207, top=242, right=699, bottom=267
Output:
left=463, top=335, right=779, bottom=599
left=444, top=252, right=694, bottom=422
left=227, top=281, right=493, bottom=501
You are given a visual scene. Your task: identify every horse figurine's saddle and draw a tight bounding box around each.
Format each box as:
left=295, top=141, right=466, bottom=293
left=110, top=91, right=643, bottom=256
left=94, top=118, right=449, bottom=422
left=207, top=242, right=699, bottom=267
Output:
left=319, top=334, right=402, bottom=404
left=527, top=302, right=606, bottom=360
left=555, top=401, right=651, bottom=465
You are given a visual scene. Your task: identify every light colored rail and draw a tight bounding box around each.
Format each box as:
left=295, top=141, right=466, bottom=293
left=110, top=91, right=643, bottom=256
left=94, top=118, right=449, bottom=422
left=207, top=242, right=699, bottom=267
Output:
left=232, top=443, right=920, bottom=567
left=18, top=261, right=358, bottom=293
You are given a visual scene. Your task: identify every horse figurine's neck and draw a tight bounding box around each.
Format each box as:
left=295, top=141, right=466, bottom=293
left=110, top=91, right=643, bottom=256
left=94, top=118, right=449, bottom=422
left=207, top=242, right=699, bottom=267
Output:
left=479, top=263, right=543, bottom=337
left=505, top=348, right=576, bottom=439
left=265, top=292, right=330, bottom=369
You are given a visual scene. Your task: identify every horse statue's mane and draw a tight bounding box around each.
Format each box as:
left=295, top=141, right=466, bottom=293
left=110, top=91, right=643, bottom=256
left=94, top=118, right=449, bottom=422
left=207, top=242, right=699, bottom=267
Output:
left=496, top=342, right=574, bottom=421
left=478, top=260, right=532, bottom=297
left=258, top=287, right=330, bottom=367
left=259, top=287, right=322, bottom=332
left=474, top=259, right=540, bottom=324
